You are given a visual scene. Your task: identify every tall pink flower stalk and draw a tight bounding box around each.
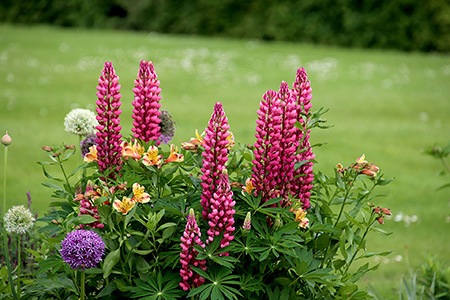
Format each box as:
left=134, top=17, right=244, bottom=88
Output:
left=250, top=68, right=314, bottom=210
left=277, top=81, right=299, bottom=200
left=179, top=209, right=207, bottom=291
left=251, top=90, right=283, bottom=203
left=200, top=102, right=231, bottom=220
left=206, top=170, right=235, bottom=251
left=95, top=61, right=123, bottom=177
left=292, top=68, right=314, bottom=209
left=131, top=60, right=162, bottom=144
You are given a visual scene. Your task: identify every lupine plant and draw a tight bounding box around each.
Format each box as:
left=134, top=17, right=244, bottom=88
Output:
left=8, top=60, right=395, bottom=299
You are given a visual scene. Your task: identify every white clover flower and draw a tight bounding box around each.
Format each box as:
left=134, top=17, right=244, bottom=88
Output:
left=3, top=205, right=35, bottom=234
left=64, top=108, right=98, bottom=136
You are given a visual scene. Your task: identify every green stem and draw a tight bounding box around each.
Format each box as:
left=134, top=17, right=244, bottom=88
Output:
left=334, top=172, right=359, bottom=227
left=58, top=157, right=73, bottom=194
left=3, top=145, right=7, bottom=214
left=343, top=214, right=377, bottom=275
left=17, top=237, right=21, bottom=298
left=80, top=270, right=85, bottom=300
left=2, top=230, right=18, bottom=299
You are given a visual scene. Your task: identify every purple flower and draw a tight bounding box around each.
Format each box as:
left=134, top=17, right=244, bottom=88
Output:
left=180, top=209, right=207, bottom=291
left=251, top=89, right=283, bottom=203
left=80, top=133, right=96, bottom=157
left=60, top=230, right=105, bottom=269
left=95, top=61, right=123, bottom=177
left=206, top=170, right=235, bottom=250
left=158, top=110, right=175, bottom=144
left=200, top=102, right=231, bottom=220
left=131, top=60, right=162, bottom=144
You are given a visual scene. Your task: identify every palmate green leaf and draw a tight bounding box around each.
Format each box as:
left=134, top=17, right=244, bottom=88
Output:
left=207, top=254, right=239, bottom=269
left=130, top=272, right=183, bottom=300
left=188, top=267, right=242, bottom=300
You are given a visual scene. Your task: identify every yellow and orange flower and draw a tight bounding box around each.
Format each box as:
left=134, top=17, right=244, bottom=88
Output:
left=131, top=183, right=150, bottom=203
left=353, top=154, right=380, bottom=177
left=84, top=145, right=98, bottom=163
left=164, top=144, right=184, bottom=164
left=181, top=129, right=204, bottom=152
left=122, top=140, right=145, bottom=160
left=142, top=146, right=162, bottom=167
left=113, top=196, right=136, bottom=215
left=226, top=131, right=235, bottom=149
left=241, top=178, right=255, bottom=195
left=291, top=207, right=309, bottom=229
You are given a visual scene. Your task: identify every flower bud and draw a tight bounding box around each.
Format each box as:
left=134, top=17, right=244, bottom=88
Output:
left=1, top=131, right=12, bottom=146
left=242, top=212, right=252, bottom=231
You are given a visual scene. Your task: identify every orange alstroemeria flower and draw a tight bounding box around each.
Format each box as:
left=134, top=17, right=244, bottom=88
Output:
left=241, top=178, right=255, bottom=195
left=142, top=146, right=162, bottom=167
left=84, top=145, right=98, bottom=163
left=226, top=131, right=235, bottom=149
left=122, top=140, right=145, bottom=160
left=113, top=196, right=136, bottom=215
left=291, top=207, right=309, bottom=229
left=181, top=129, right=204, bottom=152
left=353, top=154, right=380, bottom=178
left=164, top=144, right=184, bottom=164
left=131, top=183, right=150, bottom=203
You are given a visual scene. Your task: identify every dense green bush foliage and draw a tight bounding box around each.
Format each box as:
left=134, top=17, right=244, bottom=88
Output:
left=0, top=1, right=449, bottom=50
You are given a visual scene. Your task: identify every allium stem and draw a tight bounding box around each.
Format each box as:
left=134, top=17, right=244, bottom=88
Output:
left=17, top=237, right=21, bottom=298
left=3, top=145, right=7, bottom=214
left=2, top=230, right=17, bottom=299
left=80, top=269, right=86, bottom=300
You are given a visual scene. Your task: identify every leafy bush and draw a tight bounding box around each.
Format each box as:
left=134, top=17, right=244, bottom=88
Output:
left=1, top=60, right=394, bottom=299
left=1, top=0, right=449, bottom=52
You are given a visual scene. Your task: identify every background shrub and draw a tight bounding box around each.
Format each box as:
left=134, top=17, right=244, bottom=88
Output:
left=1, top=0, right=449, bottom=52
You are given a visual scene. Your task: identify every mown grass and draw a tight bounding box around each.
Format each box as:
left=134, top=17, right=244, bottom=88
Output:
left=1, top=24, right=449, bottom=297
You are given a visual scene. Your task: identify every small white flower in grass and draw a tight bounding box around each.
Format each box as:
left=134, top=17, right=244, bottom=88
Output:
left=4, top=205, right=35, bottom=234
left=64, top=108, right=98, bottom=136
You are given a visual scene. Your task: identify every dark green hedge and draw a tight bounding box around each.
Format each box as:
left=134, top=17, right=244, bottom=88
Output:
left=1, top=0, right=449, bottom=52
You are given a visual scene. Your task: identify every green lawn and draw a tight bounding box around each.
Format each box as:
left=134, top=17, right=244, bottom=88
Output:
left=1, top=24, right=449, bottom=297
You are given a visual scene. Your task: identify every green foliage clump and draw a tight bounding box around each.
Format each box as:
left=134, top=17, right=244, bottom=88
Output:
left=1, top=0, right=449, bottom=52
left=0, top=62, right=396, bottom=299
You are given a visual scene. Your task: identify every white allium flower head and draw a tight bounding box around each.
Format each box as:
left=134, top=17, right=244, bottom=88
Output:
left=64, top=108, right=98, bottom=136
left=3, top=205, right=35, bottom=234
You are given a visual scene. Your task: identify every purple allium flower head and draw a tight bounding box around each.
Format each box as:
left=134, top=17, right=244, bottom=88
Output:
left=131, top=60, right=162, bottom=144
left=95, top=61, right=123, bottom=178
left=157, top=110, right=175, bottom=144
left=200, top=102, right=231, bottom=220
left=206, top=170, right=235, bottom=250
left=180, top=209, right=207, bottom=291
left=60, top=229, right=105, bottom=269
left=292, top=68, right=314, bottom=209
left=80, top=133, right=96, bottom=157
left=251, top=89, right=283, bottom=203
